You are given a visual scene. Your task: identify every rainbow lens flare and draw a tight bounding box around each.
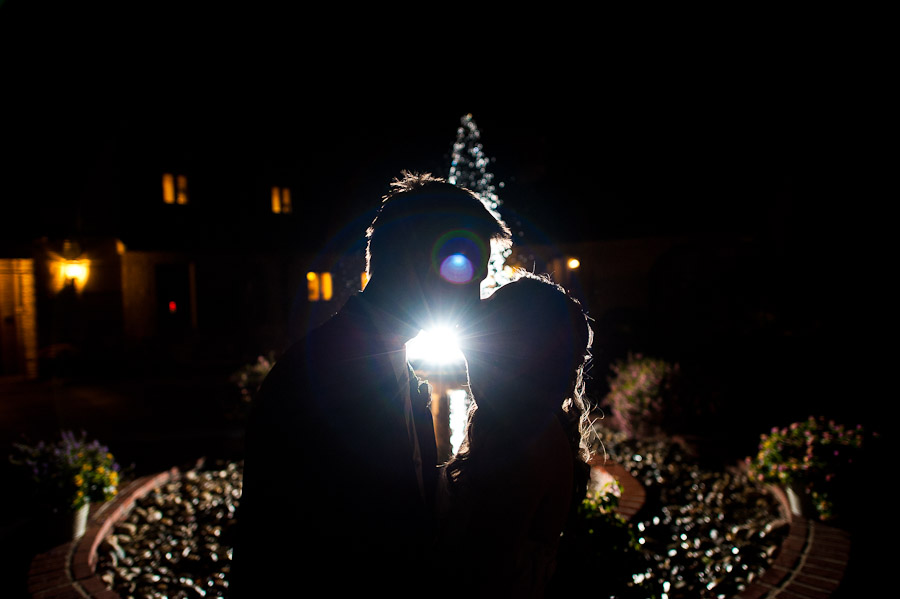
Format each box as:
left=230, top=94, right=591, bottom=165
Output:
left=439, top=253, right=475, bottom=284
left=431, top=230, right=486, bottom=286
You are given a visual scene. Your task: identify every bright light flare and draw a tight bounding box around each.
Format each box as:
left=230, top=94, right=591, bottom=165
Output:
left=448, top=389, right=470, bottom=455
left=406, top=326, right=465, bottom=365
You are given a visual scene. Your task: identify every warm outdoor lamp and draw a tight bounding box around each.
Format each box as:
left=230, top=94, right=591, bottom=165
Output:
left=63, top=262, right=87, bottom=281
left=51, top=259, right=90, bottom=293
left=567, top=257, right=581, bottom=269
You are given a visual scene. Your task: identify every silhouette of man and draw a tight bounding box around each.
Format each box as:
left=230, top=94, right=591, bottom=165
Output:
left=230, top=172, right=512, bottom=596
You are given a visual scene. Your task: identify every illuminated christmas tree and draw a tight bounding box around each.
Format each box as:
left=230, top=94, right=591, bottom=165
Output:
left=448, top=113, right=515, bottom=297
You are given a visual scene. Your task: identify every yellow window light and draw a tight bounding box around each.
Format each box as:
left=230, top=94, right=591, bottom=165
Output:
left=176, top=175, right=188, bottom=205
left=272, top=187, right=292, bottom=214
left=271, top=187, right=282, bottom=214
left=320, top=272, right=333, bottom=301
left=162, top=173, right=175, bottom=204
left=307, top=272, right=320, bottom=301
left=307, top=272, right=333, bottom=301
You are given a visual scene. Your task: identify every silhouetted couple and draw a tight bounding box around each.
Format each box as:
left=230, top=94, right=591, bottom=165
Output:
left=230, top=172, right=594, bottom=597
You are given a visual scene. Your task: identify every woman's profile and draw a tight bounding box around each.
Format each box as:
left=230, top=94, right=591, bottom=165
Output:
left=436, top=272, right=594, bottom=596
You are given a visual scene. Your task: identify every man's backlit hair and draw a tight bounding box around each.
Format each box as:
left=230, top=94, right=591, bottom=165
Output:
left=365, top=171, right=512, bottom=279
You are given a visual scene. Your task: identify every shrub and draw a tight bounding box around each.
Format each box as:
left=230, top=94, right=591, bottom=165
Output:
left=552, top=479, right=650, bottom=596
left=230, top=352, right=275, bottom=403
left=604, top=352, right=681, bottom=438
left=746, top=416, right=874, bottom=521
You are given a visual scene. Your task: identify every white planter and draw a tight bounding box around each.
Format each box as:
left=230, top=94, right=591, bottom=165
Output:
left=48, top=502, right=90, bottom=542
left=785, top=484, right=814, bottom=518
left=71, top=502, right=89, bottom=539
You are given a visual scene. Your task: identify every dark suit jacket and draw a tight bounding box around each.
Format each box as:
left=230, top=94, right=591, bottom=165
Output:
left=230, top=295, right=438, bottom=596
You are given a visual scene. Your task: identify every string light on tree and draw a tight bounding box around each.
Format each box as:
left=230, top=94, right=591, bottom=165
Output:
left=448, top=114, right=516, bottom=298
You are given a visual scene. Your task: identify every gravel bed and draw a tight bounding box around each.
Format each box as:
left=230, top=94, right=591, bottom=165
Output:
left=96, top=462, right=240, bottom=598
left=95, top=439, right=787, bottom=599
left=600, top=433, right=789, bottom=598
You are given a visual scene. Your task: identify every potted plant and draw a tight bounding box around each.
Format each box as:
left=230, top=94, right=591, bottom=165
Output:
left=746, top=416, right=872, bottom=521
left=10, top=430, right=120, bottom=540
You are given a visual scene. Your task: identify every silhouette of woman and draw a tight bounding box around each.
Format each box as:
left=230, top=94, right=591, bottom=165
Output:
left=436, top=272, right=594, bottom=597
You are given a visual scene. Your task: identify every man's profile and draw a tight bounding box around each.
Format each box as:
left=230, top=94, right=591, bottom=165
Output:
left=229, top=172, right=511, bottom=596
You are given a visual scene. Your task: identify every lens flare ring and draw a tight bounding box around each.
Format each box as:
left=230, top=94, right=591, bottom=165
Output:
left=430, top=229, right=487, bottom=285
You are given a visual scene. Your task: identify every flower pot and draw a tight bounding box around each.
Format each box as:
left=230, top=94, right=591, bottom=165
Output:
left=71, top=503, right=89, bottom=539
left=47, top=503, right=90, bottom=543
left=785, top=484, right=815, bottom=518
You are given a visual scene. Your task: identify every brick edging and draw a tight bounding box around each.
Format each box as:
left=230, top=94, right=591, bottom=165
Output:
left=734, top=485, right=850, bottom=599
left=27, top=467, right=181, bottom=599
left=590, top=460, right=646, bottom=520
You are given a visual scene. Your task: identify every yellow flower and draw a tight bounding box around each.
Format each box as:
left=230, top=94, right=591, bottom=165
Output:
left=82, top=463, right=92, bottom=471
left=74, top=475, right=84, bottom=487
left=97, top=466, right=105, bottom=474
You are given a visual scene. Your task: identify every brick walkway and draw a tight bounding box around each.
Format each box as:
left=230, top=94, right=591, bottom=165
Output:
left=26, top=461, right=852, bottom=598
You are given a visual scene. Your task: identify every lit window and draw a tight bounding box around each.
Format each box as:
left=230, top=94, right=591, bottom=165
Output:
left=271, top=187, right=281, bottom=213
left=271, top=186, right=292, bottom=214
left=307, top=272, right=319, bottom=300
left=176, top=175, right=188, bottom=205
left=162, top=174, right=174, bottom=204
left=163, top=173, right=188, bottom=204
left=321, top=272, right=332, bottom=301
left=307, top=272, right=333, bottom=301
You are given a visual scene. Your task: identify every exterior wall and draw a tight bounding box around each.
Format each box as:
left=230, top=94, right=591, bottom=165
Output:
left=513, top=237, right=689, bottom=318
left=8, top=232, right=762, bottom=377
left=27, top=238, right=126, bottom=378
left=0, top=259, right=39, bottom=379
left=119, top=247, right=362, bottom=364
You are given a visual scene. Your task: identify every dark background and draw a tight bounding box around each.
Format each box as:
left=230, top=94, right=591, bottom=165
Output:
left=1, top=0, right=888, bottom=437
left=1, top=20, right=887, bottom=424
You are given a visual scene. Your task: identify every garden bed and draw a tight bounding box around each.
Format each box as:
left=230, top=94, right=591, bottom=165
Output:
left=87, top=434, right=791, bottom=599
left=585, top=432, right=791, bottom=597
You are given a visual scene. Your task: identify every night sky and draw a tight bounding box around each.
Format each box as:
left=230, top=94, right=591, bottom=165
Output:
left=1, top=95, right=815, bottom=247
left=0, top=1, right=877, bottom=256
